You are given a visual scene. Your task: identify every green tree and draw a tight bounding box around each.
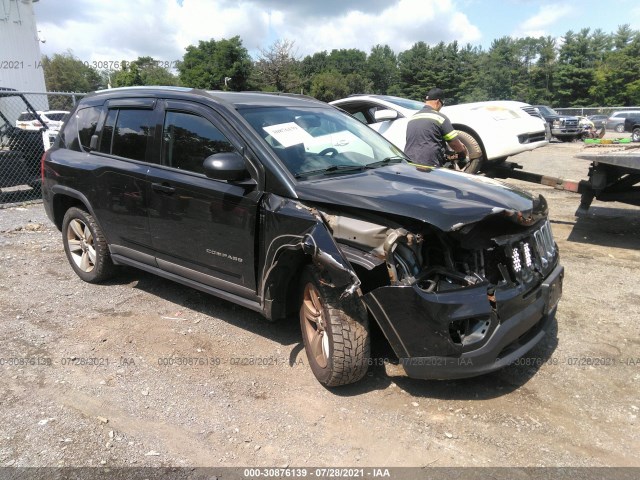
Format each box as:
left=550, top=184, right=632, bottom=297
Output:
left=309, top=71, right=349, bottom=102
left=397, top=41, right=482, bottom=103
left=554, top=29, right=599, bottom=106
left=396, top=42, right=435, bottom=101
left=41, top=51, right=103, bottom=109
left=528, top=36, right=557, bottom=104
left=178, top=36, right=252, bottom=90
left=478, top=37, right=524, bottom=100
left=300, top=51, right=329, bottom=94
left=590, top=27, right=640, bottom=105
left=109, top=56, right=178, bottom=87
left=366, top=44, right=398, bottom=94
left=326, top=49, right=367, bottom=76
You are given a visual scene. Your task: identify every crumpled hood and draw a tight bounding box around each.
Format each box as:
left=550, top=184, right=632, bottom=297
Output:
left=294, top=163, right=547, bottom=231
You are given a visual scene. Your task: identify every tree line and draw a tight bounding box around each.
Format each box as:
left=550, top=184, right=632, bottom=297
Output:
left=42, top=25, right=640, bottom=110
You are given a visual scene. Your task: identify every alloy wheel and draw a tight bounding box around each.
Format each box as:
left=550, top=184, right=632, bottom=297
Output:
left=301, top=283, right=330, bottom=368
left=66, top=218, right=96, bottom=273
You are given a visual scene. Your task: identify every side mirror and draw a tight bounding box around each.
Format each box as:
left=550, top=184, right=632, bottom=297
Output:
left=374, top=109, right=399, bottom=122
left=203, top=151, right=250, bottom=181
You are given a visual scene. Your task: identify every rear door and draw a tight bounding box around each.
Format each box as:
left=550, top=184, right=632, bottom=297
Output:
left=146, top=99, right=262, bottom=296
left=88, top=99, right=158, bottom=261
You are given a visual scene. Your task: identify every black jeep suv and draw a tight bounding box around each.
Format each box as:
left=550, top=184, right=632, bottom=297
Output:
left=42, top=87, right=563, bottom=386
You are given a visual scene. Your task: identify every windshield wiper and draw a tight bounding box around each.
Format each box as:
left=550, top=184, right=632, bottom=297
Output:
left=294, top=164, right=365, bottom=179
left=365, top=156, right=405, bottom=169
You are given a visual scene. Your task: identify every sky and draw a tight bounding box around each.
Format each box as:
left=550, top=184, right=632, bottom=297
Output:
left=32, top=0, right=638, bottom=65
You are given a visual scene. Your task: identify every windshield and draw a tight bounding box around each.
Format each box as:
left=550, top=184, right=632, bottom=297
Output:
left=378, top=96, right=424, bottom=111
left=239, top=106, right=407, bottom=179
left=537, top=106, right=558, bottom=116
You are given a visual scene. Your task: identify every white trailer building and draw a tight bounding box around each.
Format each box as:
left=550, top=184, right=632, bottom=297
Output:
left=0, top=0, right=48, bottom=112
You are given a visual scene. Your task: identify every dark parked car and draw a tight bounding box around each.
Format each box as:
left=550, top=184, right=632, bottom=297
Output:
left=624, top=114, right=640, bottom=142
left=587, top=114, right=608, bottom=130
left=533, top=105, right=581, bottom=142
left=607, top=111, right=640, bottom=133
left=0, top=89, right=52, bottom=193
left=42, top=87, right=563, bottom=387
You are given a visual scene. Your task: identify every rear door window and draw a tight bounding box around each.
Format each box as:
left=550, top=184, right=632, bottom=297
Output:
left=112, top=109, right=154, bottom=161
left=98, top=108, right=154, bottom=162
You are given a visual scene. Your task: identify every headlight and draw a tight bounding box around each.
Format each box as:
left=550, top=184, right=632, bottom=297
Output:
left=553, top=120, right=561, bottom=127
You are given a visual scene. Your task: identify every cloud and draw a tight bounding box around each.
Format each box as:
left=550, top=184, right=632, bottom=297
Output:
left=274, top=0, right=481, bottom=55
left=515, top=4, right=573, bottom=37
left=34, top=0, right=481, bottom=64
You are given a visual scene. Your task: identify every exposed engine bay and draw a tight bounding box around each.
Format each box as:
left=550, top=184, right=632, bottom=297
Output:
left=323, top=211, right=557, bottom=295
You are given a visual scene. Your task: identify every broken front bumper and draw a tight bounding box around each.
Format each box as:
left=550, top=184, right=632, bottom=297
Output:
left=364, top=263, right=564, bottom=380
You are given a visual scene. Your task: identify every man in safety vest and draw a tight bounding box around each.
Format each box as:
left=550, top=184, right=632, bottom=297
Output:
left=405, top=87, right=468, bottom=167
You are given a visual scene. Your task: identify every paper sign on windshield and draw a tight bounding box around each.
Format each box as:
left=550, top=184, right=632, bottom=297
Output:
left=263, top=122, right=314, bottom=148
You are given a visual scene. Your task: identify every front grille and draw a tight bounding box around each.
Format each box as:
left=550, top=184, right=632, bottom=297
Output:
left=521, top=106, right=540, bottom=118
left=518, top=131, right=547, bottom=144
left=533, top=220, right=556, bottom=269
left=564, top=119, right=578, bottom=128
left=462, top=221, right=557, bottom=286
left=505, top=220, right=556, bottom=283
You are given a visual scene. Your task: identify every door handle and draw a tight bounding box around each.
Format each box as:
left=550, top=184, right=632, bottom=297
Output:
left=151, top=182, right=176, bottom=194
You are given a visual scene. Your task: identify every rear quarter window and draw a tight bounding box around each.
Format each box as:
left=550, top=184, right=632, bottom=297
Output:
left=58, top=106, right=102, bottom=152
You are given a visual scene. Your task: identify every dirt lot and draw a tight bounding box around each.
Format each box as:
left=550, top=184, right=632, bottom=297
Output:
left=0, top=138, right=639, bottom=470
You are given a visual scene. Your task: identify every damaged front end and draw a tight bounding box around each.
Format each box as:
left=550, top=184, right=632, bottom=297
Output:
left=323, top=207, right=563, bottom=380
left=260, top=191, right=562, bottom=380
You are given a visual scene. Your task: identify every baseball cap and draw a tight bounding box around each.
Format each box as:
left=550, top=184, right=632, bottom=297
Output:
left=426, top=88, right=445, bottom=101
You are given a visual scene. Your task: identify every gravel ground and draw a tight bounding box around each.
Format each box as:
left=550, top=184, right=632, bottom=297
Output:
left=0, top=137, right=639, bottom=470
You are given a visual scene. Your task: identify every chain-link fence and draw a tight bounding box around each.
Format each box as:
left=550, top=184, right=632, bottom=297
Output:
left=555, top=106, right=640, bottom=117
left=0, top=90, right=85, bottom=207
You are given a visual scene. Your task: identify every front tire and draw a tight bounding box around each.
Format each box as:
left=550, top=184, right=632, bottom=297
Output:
left=62, top=207, right=115, bottom=283
left=632, top=127, right=640, bottom=143
left=615, top=124, right=624, bottom=133
left=299, top=266, right=370, bottom=386
left=455, top=131, right=484, bottom=174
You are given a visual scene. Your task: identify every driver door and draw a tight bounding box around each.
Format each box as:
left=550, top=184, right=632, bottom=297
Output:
left=146, top=100, right=261, bottom=296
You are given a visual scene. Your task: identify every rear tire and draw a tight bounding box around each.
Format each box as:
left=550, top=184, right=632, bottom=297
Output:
left=299, top=266, right=370, bottom=386
left=62, top=207, right=115, bottom=283
left=455, top=131, right=484, bottom=174
left=615, top=124, right=624, bottom=133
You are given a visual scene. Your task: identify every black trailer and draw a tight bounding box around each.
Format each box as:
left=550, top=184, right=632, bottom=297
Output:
left=483, top=144, right=640, bottom=216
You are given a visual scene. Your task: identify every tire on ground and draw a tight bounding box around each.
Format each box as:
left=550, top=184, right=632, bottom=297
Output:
left=299, top=266, right=370, bottom=387
left=455, top=130, right=484, bottom=174
left=632, top=127, right=640, bottom=143
left=62, top=206, right=115, bottom=283
left=615, top=124, right=625, bottom=133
